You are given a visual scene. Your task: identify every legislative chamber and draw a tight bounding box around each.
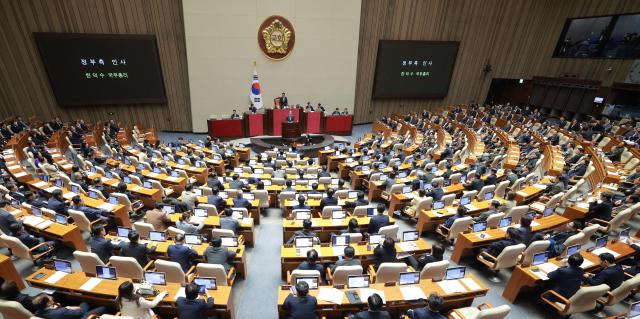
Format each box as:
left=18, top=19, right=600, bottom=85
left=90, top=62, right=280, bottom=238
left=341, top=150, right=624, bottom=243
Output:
left=1, top=1, right=640, bottom=319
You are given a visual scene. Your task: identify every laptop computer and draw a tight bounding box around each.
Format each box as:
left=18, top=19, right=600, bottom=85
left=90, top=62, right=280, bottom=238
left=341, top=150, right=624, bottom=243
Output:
left=185, top=234, right=202, bottom=245
left=221, top=236, right=239, bottom=247
left=96, top=266, right=117, bottom=280
left=294, top=210, right=311, bottom=220
left=295, top=236, right=314, bottom=248
left=332, top=235, right=350, bottom=247
left=193, top=277, right=217, bottom=293
left=295, top=277, right=319, bottom=289
left=149, top=231, right=166, bottom=242
left=117, top=227, right=131, bottom=238
left=369, top=234, right=385, bottom=246
left=144, top=272, right=166, bottom=285
left=532, top=252, right=549, bottom=266
left=402, top=231, right=419, bottom=242
left=444, top=267, right=466, bottom=280
left=347, top=275, right=370, bottom=288
left=399, top=271, right=420, bottom=285
left=54, top=259, right=72, bottom=273
left=472, top=222, right=487, bottom=232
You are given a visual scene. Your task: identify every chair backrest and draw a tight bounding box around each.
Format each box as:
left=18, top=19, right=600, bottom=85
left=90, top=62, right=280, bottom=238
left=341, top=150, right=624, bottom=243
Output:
left=486, top=212, right=505, bottom=229
left=448, top=217, right=473, bottom=240
left=511, top=177, right=525, bottom=191
left=334, top=190, right=349, bottom=199
left=477, top=305, right=512, bottom=319
left=68, top=209, right=92, bottom=233
left=494, top=243, right=526, bottom=269
left=128, top=175, right=142, bottom=186
left=416, top=197, right=433, bottom=212
left=197, top=204, right=218, bottom=216
left=133, top=221, right=155, bottom=239
left=353, top=206, right=372, bottom=217
left=167, top=226, right=185, bottom=240
left=0, top=235, right=32, bottom=260
left=290, top=269, right=321, bottom=285
left=579, top=225, right=600, bottom=246
left=0, top=300, right=34, bottom=319
left=252, top=190, right=269, bottom=208
left=321, top=205, right=342, bottom=218
left=432, top=177, right=444, bottom=187
left=154, top=259, right=186, bottom=284
left=563, top=232, right=586, bottom=253
left=506, top=205, right=529, bottom=224
left=442, top=194, right=456, bottom=206
left=520, top=240, right=550, bottom=266
left=109, top=256, right=143, bottom=280
left=624, top=158, right=639, bottom=170
left=212, top=228, right=235, bottom=237
left=606, top=274, right=640, bottom=305
left=376, top=262, right=408, bottom=283
left=389, top=184, right=404, bottom=194
left=494, top=181, right=510, bottom=198
left=546, top=192, right=564, bottom=208
left=419, top=260, right=449, bottom=280
left=450, top=173, right=461, bottom=185
left=462, top=190, right=477, bottom=199
left=344, top=233, right=363, bottom=242
left=196, top=263, right=229, bottom=286
left=73, top=251, right=105, bottom=276
left=332, top=265, right=364, bottom=286
left=566, top=284, right=610, bottom=314
left=378, top=225, right=399, bottom=240
left=111, top=193, right=132, bottom=211
left=477, top=185, right=496, bottom=200
left=607, top=209, right=632, bottom=231
left=279, top=192, right=296, bottom=208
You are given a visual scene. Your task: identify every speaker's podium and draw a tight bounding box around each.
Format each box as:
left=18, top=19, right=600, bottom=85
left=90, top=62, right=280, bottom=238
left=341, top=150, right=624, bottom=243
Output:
left=281, top=121, right=302, bottom=139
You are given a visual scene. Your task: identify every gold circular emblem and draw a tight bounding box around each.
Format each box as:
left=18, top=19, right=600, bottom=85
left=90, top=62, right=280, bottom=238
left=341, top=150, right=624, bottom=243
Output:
left=258, top=16, right=295, bottom=60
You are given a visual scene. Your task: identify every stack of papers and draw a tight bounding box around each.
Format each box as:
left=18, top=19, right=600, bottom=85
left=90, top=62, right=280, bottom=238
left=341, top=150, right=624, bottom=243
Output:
left=460, top=278, right=481, bottom=291
left=35, top=220, right=53, bottom=229
left=464, top=204, right=478, bottom=211
left=538, top=263, right=559, bottom=274
left=79, top=278, right=102, bottom=291
left=400, top=286, right=427, bottom=300
left=14, top=171, right=27, bottom=178
left=22, top=216, right=45, bottom=226
left=241, top=217, right=252, bottom=225
left=516, top=191, right=528, bottom=197
left=397, top=241, right=417, bottom=252
left=33, top=181, right=48, bottom=188
left=45, top=187, right=60, bottom=193
left=576, top=202, right=590, bottom=210
left=591, top=247, right=620, bottom=258
left=44, top=271, right=68, bottom=284
left=580, top=259, right=594, bottom=268
left=533, top=184, right=547, bottom=190
left=189, top=216, right=206, bottom=224
left=360, top=289, right=386, bottom=303
left=437, top=280, right=467, bottom=294
left=530, top=269, right=549, bottom=281
left=7, top=165, right=20, bottom=170
left=98, top=203, right=115, bottom=211
left=317, top=288, right=343, bottom=304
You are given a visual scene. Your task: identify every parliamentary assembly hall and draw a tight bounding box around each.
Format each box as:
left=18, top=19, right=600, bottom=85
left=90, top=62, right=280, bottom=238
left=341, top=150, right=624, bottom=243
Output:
left=1, top=0, right=640, bottom=318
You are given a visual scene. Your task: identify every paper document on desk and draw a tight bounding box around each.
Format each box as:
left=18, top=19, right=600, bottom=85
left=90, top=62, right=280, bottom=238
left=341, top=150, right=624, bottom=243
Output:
left=45, top=271, right=68, bottom=284
left=446, top=207, right=457, bottom=214
left=400, top=286, right=427, bottom=300
left=516, top=191, right=528, bottom=197
left=189, top=216, right=206, bottom=224
left=45, top=187, right=60, bottom=193
left=397, top=252, right=412, bottom=259
left=22, top=216, right=44, bottom=226
left=166, top=176, right=179, bottom=182
left=332, top=219, right=344, bottom=226
left=396, top=241, right=417, bottom=252
left=7, top=165, right=20, bottom=170
left=14, top=171, right=27, bottom=178
left=242, top=217, right=252, bottom=225
left=591, top=247, right=620, bottom=258
left=79, top=278, right=102, bottom=291
left=131, top=186, right=141, bottom=191
left=437, top=280, right=467, bottom=294
left=461, top=278, right=481, bottom=291
left=35, top=220, right=53, bottom=230
left=359, top=289, right=386, bottom=303
left=529, top=202, right=545, bottom=211
left=576, top=202, right=590, bottom=210
left=318, top=288, right=343, bottom=305
left=403, top=193, right=414, bottom=199
left=174, top=287, right=186, bottom=301
left=533, top=184, right=547, bottom=190
left=33, top=181, right=48, bottom=188
left=147, top=173, right=160, bottom=178
left=63, top=192, right=78, bottom=200
left=531, top=221, right=540, bottom=227
left=530, top=270, right=549, bottom=281
left=538, top=263, right=559, bottom=274
left=464, top=204, right=478, bottom=211
left=98, top=203, right=115, bottom=211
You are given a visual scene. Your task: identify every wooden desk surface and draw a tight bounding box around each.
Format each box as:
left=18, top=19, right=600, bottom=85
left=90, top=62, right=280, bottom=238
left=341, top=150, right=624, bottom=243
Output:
left=281, top=239, right=431, bottom=259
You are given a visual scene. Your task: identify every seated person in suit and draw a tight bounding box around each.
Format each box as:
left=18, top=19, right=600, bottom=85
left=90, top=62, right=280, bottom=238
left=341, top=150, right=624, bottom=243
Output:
left=584, top=252, right=624, bottom=290
left=176, top=211, right=205, bottom=234
left=367, top=204, right=389, bottom=234
left=233, top=190, right=251, bottom=209
left=426, top=182, right=444, bottom=201
left=442, top=206, right=468, bottom=232
left=9, top=222, right=55, bottom=255
left=1, top=280, right=36, bottom=313
left=297, top=249, right=325, bottom=282
left=463, top=173, right=484, bottom=192
left=588, top=193, right=613, bottom=222
left=282, top=281, right=318, bottom=319
left=481, top=227, right=520, bottom=259
left=330, top=245, right=361, bottom=273
left=517, top=215, right=539, bottom=245
left=70, top=195, right=110, bottom=223
left=47, top=189, right=68, bottom=215
left=33, top=293, right=106, bottom=319
left=168, top=233, right=199, bottom=272
left=406, top=244, right=444, bottom=272
left=89, top=224, right=115, bottom=263
left=220, top=208, right=240, bottom=233
left=331, top=108, right=341, bottom=115
left=286, top=219, right=318, bottom=244
left=345, top=191, right=369, bottom=208
left=474, top=200, right=501, bottom=222
left=283, top=180, right=296, bottom=193
left=293, top=196, right=310, bottom=210
left=373, top=237, right=397, bottom=269
left=229, top=174, right=244, bottom=190
left=208, top=187, right=226, bottom=211
left=119, top=230, right=156, bottom=267
left=176, top=282, right=216, bottom=319
left=339, top=218, right=362, bottom=236
left=354, top=293, right=391, bottom=319
left=207, top=173, right=225, bottom=191
left=407, top=293, right=447, bottom=319
left=320, top=188, right=338, bottom=209
left=543, top=253, right=585, bottom=302
left=204, top=236, right=237, bottom=272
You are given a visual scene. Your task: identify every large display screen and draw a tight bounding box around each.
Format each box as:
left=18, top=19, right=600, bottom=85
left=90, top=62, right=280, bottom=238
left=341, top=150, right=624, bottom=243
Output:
left=372, top=41, right=459, bottom=98
left=34, top=33, right=167, bottom=106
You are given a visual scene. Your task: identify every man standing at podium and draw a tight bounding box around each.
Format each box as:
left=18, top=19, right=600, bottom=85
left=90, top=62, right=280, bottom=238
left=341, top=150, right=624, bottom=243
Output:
left=280, top=92, right=288, bottom=108
left=286, top=110, right=295, bottom=123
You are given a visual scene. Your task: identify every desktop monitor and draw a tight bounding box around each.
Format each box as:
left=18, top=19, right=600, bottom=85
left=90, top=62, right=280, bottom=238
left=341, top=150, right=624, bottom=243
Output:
left=295, top=236, right=314, bottom=248
left=399, top=272, right=420, bottom=285
left=432, top=201, right=445, bottom=210
left=346, top=158, right=354, bottom=163
left=347, top=275, right=370, bottom=288
left=96, top=266, right=117, bottom=280
left=193, top=188, right=203, bottom=196
left=10, top=199, right=20, bottom=209
left=254, top=168, right=264, bottom=174
left=629, top=301, right=640, bottom=319
left=595, top=235, right=608, bottom=248
left=178, top=159, right=185, bottom=165
left=54, top=259, right=73, bottom=273
left=620, top=228, right=631, bottom=242
left=532, top=252, right=549, bottom=266
left=460, top=175, right=467, bottom=183
left=296, top=277, right=319, bottom=289
left=543, top=207, right=554, bottom=217
left=137, top=164, right=145, bottom=170
left=55, top=214, right=68, bottom=225
left=472, top=222, right=487, bottom=232
left=483, top=192, right=494, bottom=201
left=144, top=272, right=166, bottom=285
left=431, top=166, right=438, bottom=173
left=567, top=244, right=581, bottom=256
left=367, top=207, right=376, bottom=217
left=262, top=180, right=272, bottom=186
left=149, top=231, right=166, bottom=242
left=361, top=165, right=371, bottom=172
left=460, top=196, right=471, bottom=206
left=294, top=211, right=311, bottom=220
left=117, top=227, right=131, bottom=238
left=185, top=234, right=202, bottom=245
left=379, top=174, right=388, bottom=181
left=402, top=186, right=412, bottom=194
left=162, top=205, right=175, bottom=214
left=194, top=208, right=208, bottom=218
left=219, top=191, right=228, bottom=199
left=332, top=235, right=350, bottom=247
left=331, top=179, right=340, bottom=186
left=348, top=191, right=358, bottom=199
left=42, top=175, right=50, bottom=183
left=194, top=277, right=217, bottom=293
left=444, top=267, right=466, bottom=280
left=424, top=183, right=433, bottom=190
left=332, top=210, right=347, bottom=219
left=369, top=234, right=385, bottom=246
left=221, top=236, right=239, bottom=247
left=402, top=231, right=419, bottom=242
left=499, top=217, right=512, bottom=228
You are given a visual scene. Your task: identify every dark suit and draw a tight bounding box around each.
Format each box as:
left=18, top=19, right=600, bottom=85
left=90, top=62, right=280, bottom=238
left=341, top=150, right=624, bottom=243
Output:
left=119, top=241, right=155, bottom=266
left=587, top=264, right=624, bottom=290
left=547, top=266, right=584, bottom=298
left=89, top=236, right=115, bottom=263
left=168, top=243, right=199, bottom=272
left=409, top=307, right=447, bottom=319
left=37, top=302, right=105, bottom=319
left=280, top=97, right=289, bottom=107
left=0, top=208, right=18, bottom=235
left=373, top=245, right=397, bottom=269
left=176, top=297, right=216, bottom=319
left=589, top=201, right=613, bottom=222
left=484, top=238, right=519, bottom=258
left=517, top=226, right=533, bottom=245
left=204, top=246, right=236, bottom=271
left=368, top=214, right=389, bottom=234
left=233, top=197, right=251, bottom=209
left=207, top=195, right=225, bottom=210
left=47, top=197, right=68, bottom=215
left=465, top=179, right=484, bottom=192
left=320, top=196, right=338, bottom=209
left=207, top=178, right=225, bottom=191
left=354, top=310, right=391, bottom=319
left=426, top=188, right=444, bottom=201
left=282, top=294, right=318, bottom=319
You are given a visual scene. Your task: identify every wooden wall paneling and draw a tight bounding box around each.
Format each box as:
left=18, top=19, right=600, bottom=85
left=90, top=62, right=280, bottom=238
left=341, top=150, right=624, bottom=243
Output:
left=354, top=0, right=640, bottom=124
left=0, top=0, right=191, bottom=131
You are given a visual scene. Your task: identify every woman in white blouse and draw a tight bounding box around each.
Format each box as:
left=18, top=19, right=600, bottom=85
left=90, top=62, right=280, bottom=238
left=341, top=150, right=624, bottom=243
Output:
left=116, top=281, right=168, bottom=319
